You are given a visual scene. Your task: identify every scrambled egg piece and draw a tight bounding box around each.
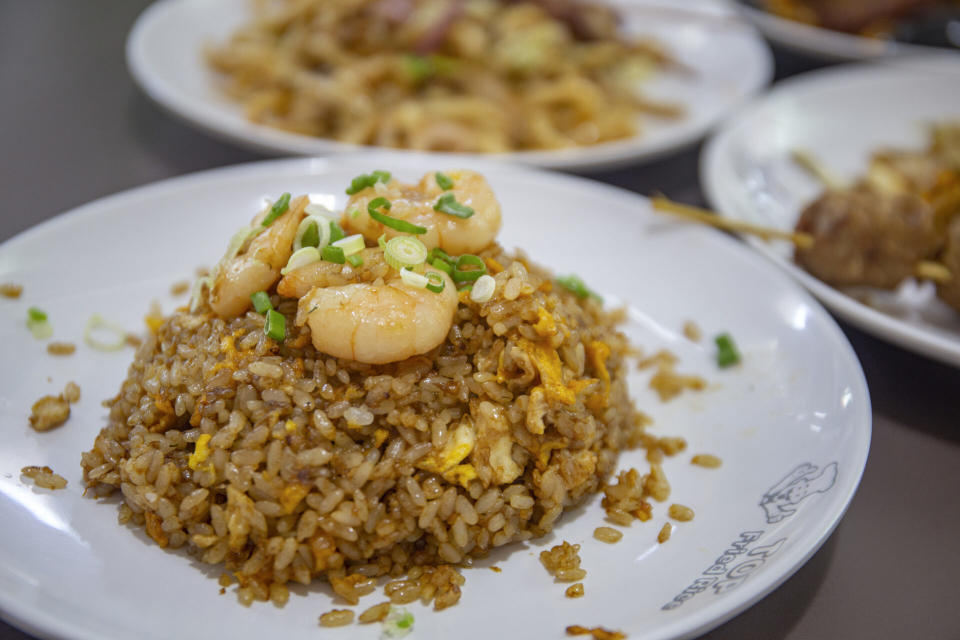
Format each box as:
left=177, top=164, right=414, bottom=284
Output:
left=188, top=433, right=213, bottom=472
left=586, top=340, right=611, bottom=408
left=415, top=422, right=477, bottom=487
left=279, top=483, right=310, bottom=513
left=518, top=338, right=596, bottom=407
left=471, top=401, right=522, bottom=485
left=532, top=307, right=557, bottom=338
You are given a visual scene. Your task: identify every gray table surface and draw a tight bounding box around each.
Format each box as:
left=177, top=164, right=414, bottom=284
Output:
left=1, top=2, right=958, bottom=638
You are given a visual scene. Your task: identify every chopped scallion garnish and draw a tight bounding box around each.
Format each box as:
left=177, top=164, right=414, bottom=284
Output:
left=384, top=236, right=428, bottom=271
left=332, top=234, right=365, bottom=257
left=399, top=268, right=429, bottom=289
left=452, top=254, right=486, bottom=283
left=329, top=221, right=346, bottom=244
left=299, top=220, right=320, bottom=248
left=368, top=198, right=427, bottom=234
left=425, top=271, right=446, bottom=293
left=264, top=309, right=286, bottom=342
left=469, top=274, right=496, bottom=303
left=26, top=307, right=52, bottom=340
left=83, top=314, right=126, bottom=351
left=435, top=172, right=454, bottom=190
left=250, top=291, right=272, bottom=314
left=346, top=254, right=364, bottom=267
left=345, top=170, right=391, bottom=195
left=434, top=193, right=474, bottom=219
left=556, top=274, right=602, bottom=302
left=321, top=245, right=345, bottom=264
left=281, top=246, right=323, bottom=275
left=430, top=257, right=454, bottom=276
left=715, top=333, right=740, bottom=368
left=261, top=192, right=291, bottom=227
left=428, top=247, right=454, bottom=265
left=381, top=607, right=414, bottom=638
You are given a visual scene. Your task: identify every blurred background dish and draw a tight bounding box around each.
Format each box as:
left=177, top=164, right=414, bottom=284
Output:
left=126, top=0, right=773, bottom=171
left=737, top=0, right=960, bottom=60
left=702, top=55, right=960, bottom=367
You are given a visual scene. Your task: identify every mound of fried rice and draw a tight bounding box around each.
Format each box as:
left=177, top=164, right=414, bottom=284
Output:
left=81, top=243, right=646, bottom=607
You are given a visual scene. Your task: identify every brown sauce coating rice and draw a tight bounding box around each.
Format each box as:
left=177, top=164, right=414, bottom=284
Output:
left=81, top=243, right=646, bottom=607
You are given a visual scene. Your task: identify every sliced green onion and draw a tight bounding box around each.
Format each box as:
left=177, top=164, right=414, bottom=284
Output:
left=261, top=192, right=291, bottom=227
left=300, top=221, right=320, bottom=248
left=345, top=170, right=391, bottom=195
left=250, top=291, right=272, bottom=314
left=368, top=198, right=428, bottom=235
left=715, top=333, right=741, bottom=368
left=425, top=271, right=446, bottom=293
left=435, top=172, right=454, bottom=190
left=384, top=236, right=428, bottom=271
left=434, top=193, right=474, bottom=219
left=281, top=247, right=322, bottom=275
left=400, top=268, right=429, bottom=289
left=27, top=307, right=52, bottom=340
left=403, top=55, right=434, bottom=82
left=84, top=314, right=126, bottom=351
left=469, top=274, right=496, bottom=303
left=452, top=254, right=486, bottom=283
left=222, top=225, right=260, bottom=262
left=428, top=247, right=454, bottom=265
left=346, top=254, right=364, bottom=267
left=430, top=257, right=454, bottom=276
left=264, top=309, right=286, bottom=342
left=321, top=245, right=345, bottom=264
left=382, top=607, right=414, bottom=638
left=556, top=274, right=602, bottom=302
left=378, top=233, right=388, bottom=250
left=332, top=234, right=365, bottom=257
left=329, top=221, right=346, bottom=244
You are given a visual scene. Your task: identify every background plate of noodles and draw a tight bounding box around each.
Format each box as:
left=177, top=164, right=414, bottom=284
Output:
left=126, top=0, right=773, bottom=171
left=0, top=156, right=868, bottom=639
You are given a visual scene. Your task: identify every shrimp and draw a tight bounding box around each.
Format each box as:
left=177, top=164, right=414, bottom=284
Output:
left=209, top=195, right=308, bottom=318
left=295, top=266, right=458, bottom=364
left=342, top=170, right=501, bottom=255
left=276, top=248, right=388, bottom=299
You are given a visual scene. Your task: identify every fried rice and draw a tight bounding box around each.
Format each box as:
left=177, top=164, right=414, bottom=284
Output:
left=80, top=239, right=645, bottom=607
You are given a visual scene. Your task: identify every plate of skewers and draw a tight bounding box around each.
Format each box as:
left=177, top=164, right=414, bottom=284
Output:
left=701, top=56, right=960, bottom=367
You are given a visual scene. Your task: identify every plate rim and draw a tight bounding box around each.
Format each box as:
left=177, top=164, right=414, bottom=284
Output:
left=0, top=155, right=871, bottom=640
left=700, top=56, right=960, bottom=369
left=735, top=2, right=958, bottom=61
left=124, top=0, right=774, bottom=172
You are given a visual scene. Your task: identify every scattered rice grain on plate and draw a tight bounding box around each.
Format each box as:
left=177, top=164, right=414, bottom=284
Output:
left=46, top=341, right=76, bottom=356
left=565, top=583, right=585, bottom=598
left=28, top=394, right=70, bottom=431
left=682, top=321, right=701, bottom=342
left=21, top=465, right=67, bottom=490
left=63, top=381, right=81, bottom=403
left=593, top=526, right=623, bottom=544
left=540, top=541, right=586, bottom=582
left=668, top=504, right=695, bottom=522
left=358, top=601, right=391, bottom=624
left=170, top=280, right=190, bottom=296
left=566, top=624, right=627, bottom=639
left=657, top=523, right=673, bottom=543
left=318, top=608, right=354, bottom=627
left=691, top=454, right=722, bottom=468
left=0, top=283, right=23, bottom=299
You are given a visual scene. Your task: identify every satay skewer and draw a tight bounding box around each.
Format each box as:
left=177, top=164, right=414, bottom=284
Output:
left=650, top=196, right=953, bottom=283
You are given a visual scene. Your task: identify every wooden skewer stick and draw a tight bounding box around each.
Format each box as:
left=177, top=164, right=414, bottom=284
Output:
left=651, top=196, right=815, bottom=249
left=915, top=260, right=953, bottom=283
left=791, top=149, right=846, bottom=191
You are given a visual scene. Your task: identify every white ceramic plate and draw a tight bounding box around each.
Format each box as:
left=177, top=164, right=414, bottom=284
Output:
left=702, top=57, right=960, bottom=368
left=126, top=0, right=772, bottom=171
left=735, top=2, right=959, bottom=60
left=0, top=156, right=869, bottom=640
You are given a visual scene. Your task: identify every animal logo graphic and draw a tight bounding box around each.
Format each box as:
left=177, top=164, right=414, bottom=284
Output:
left=759, top=462, right=838, bottom=524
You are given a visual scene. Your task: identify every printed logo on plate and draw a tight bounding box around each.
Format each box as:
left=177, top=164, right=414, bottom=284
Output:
left=661, top=461, right=838, bottom=611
